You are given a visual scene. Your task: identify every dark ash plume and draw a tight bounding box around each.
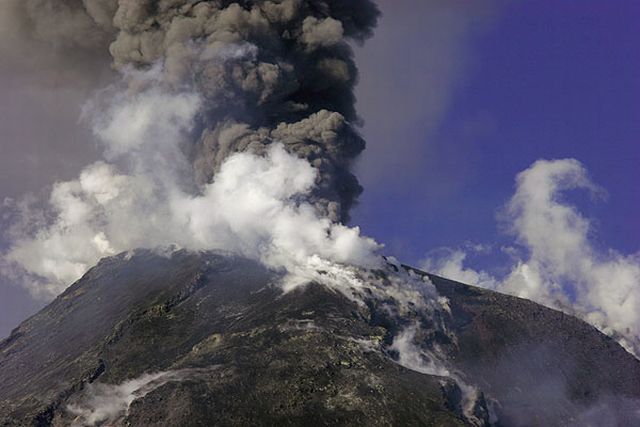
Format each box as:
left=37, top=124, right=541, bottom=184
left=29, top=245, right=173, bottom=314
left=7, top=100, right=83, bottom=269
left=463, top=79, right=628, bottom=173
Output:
left=2, top=0, right=379, bottom=222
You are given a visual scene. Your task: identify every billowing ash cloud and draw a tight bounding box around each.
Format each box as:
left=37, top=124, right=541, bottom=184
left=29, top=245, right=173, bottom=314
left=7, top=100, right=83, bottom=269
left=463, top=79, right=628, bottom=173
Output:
left=1, top=0, right=382, bottom=297
left=2, top=0, right=378, bottom=222
left=422, top=159, right=640, bottom=358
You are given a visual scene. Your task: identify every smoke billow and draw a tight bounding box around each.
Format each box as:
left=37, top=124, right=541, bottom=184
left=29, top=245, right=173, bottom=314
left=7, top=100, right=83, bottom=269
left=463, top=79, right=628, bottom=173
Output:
left=2, top=0, right=378, bottom=221
left=1, top=0, right=384, bottom=297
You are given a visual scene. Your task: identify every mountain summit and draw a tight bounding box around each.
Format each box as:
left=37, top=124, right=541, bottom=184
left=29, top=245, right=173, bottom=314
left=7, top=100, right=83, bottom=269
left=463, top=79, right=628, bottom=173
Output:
left=1, top=250, right=639, bottom=426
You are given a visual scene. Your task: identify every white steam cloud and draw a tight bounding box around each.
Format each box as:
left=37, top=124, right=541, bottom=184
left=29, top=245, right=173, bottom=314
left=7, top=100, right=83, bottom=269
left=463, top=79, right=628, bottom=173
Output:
left=422, top=159, right=640, bottom=357
left=2, top=68, right=380, bottom=298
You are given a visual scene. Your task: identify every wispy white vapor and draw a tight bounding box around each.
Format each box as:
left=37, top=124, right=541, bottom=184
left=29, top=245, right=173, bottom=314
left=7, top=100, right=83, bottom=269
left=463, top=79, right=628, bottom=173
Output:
left=390, top=324, right=450, bottom=377
left=67, top=370, right=191, bottom=426
left=422, top=159, right=640, bottom=357
left=422, top=249, right=498, bottom=291
left=389, top=324, right=486, bottom=425
left=2, top=70, right=380, bottom=298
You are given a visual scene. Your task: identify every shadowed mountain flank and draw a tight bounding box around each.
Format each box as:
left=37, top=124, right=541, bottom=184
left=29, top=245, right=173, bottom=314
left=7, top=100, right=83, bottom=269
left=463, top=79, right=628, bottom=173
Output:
left=1, top=251, right=639, bottom=426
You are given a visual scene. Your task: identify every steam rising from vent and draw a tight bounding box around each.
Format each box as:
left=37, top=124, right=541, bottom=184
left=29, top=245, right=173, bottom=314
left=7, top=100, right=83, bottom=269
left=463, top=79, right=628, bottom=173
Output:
left=66, top=369, right=205, bottom=426
left=0, top=0, right=381, bottom=297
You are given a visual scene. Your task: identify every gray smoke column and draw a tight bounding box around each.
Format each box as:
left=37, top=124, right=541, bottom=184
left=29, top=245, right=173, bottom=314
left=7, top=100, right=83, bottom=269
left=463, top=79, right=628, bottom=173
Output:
left=3, top=0, right=379, bottom=222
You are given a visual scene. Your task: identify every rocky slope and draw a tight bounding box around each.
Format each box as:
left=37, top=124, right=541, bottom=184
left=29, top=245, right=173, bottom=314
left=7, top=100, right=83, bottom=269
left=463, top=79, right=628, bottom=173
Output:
left=1, top=250, right=639, bottom=426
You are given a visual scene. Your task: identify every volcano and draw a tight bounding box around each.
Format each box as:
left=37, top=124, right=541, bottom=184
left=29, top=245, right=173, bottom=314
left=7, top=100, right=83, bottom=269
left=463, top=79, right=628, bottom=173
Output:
left=1, top=250, right=639, bottom=426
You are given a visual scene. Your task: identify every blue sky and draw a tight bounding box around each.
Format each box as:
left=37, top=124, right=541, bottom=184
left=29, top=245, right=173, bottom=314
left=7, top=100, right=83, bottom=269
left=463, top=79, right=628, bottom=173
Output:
left=352, top=0, right=639, bottom=267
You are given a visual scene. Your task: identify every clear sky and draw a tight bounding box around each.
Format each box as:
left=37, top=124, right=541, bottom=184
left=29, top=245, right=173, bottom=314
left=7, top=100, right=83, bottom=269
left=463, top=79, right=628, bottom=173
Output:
left=0, top=0, right=638, bottom=337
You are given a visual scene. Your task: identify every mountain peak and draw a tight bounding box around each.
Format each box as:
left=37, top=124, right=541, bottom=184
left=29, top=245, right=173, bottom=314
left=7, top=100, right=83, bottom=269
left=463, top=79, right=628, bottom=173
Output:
left=1, top=250, right=639, bottom=426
